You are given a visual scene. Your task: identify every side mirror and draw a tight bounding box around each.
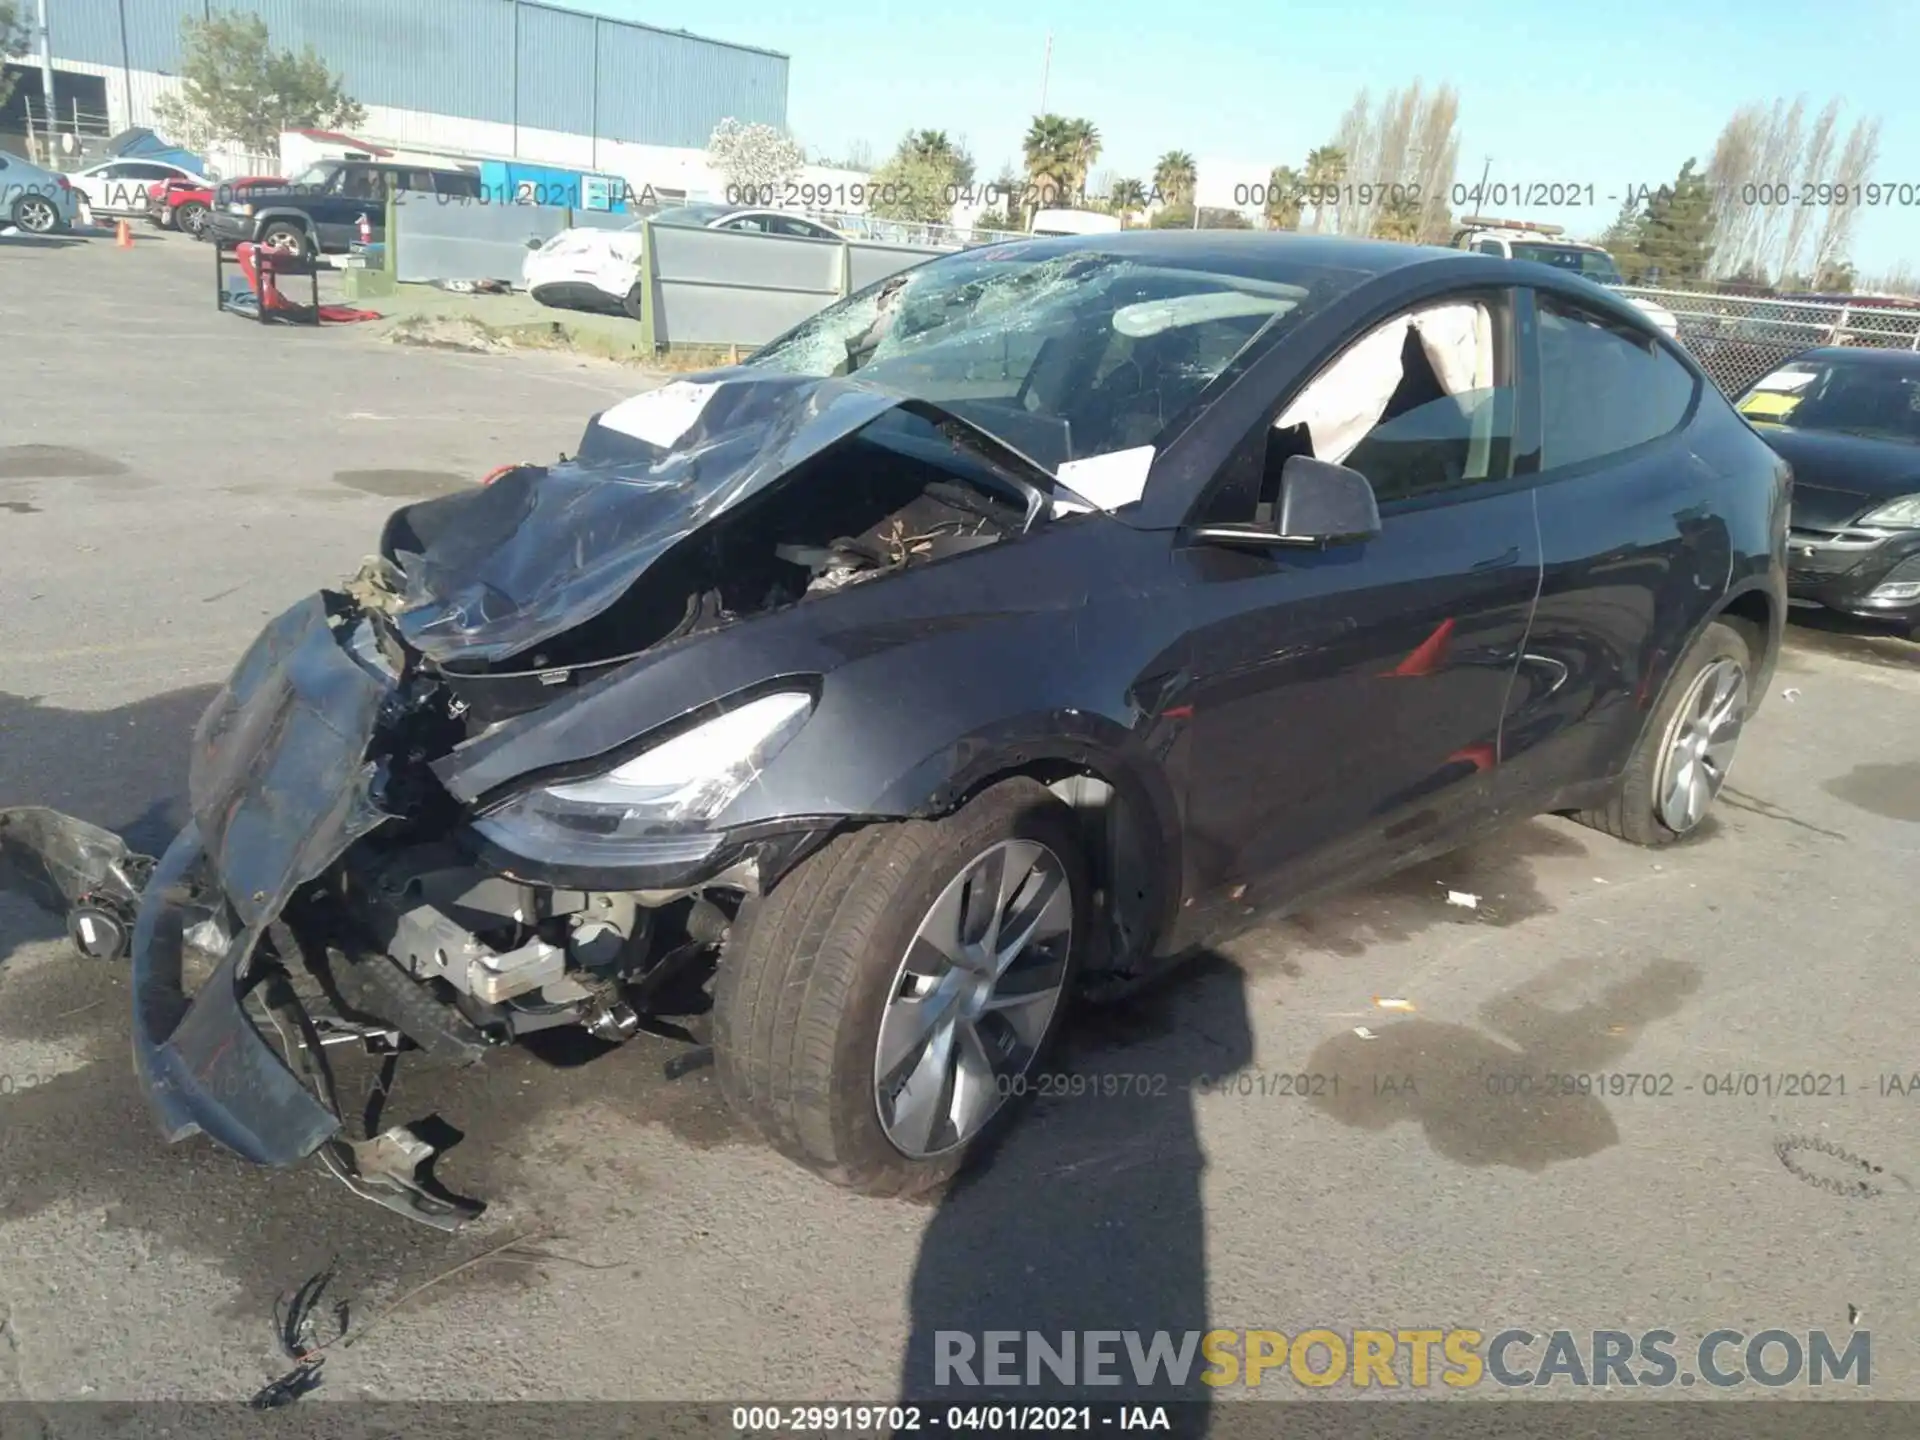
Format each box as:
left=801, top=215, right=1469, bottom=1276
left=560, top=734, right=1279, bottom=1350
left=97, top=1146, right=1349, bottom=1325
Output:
left=525, top=237, right=544, bottom=250
left=1192, top=455, right=1381, bottom=549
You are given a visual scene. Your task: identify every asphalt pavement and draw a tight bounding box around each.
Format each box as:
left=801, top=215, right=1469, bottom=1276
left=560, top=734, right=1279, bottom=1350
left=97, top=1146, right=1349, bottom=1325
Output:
left=2, top=227, right=1919, bottom=1410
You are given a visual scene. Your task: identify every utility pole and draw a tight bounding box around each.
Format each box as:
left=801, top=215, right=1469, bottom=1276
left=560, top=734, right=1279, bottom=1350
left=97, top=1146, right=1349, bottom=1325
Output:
left=36, top=0, right=57, bottom=143
left=1038, top=32, right=1051, bottom=116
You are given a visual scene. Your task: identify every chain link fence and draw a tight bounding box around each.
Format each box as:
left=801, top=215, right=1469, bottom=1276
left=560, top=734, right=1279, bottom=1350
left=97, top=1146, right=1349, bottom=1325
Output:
left=1620, top=285, right=1920, bottom=397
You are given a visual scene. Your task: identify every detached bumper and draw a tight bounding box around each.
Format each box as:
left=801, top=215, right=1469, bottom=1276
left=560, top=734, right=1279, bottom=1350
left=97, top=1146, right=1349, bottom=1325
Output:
left=130, top=822, right=340, bottom=1165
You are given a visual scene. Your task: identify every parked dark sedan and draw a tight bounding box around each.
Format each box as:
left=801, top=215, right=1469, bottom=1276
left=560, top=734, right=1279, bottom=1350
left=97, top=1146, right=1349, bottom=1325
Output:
left=1735, top=347, right=1920, bottom=634
left=3, top=231, right=1787, bottom=1226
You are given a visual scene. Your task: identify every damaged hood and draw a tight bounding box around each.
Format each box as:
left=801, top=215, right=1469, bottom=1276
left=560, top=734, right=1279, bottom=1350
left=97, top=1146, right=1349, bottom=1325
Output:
left=383, top=372, right=1019, bottom=667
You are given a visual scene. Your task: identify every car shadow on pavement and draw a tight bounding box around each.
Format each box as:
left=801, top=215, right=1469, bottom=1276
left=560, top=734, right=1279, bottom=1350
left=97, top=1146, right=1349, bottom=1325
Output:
left=0, top=232, right=88, bottom=248
left=1302, top=953, right=1703, bottom=1169
left=899, top=954, right=1254, bottom=1436
left=0, top=684, right=216, bottom=967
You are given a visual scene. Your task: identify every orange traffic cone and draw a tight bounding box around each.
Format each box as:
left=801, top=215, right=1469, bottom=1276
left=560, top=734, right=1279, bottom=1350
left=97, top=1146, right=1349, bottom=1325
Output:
left=114, top=219, right=133, bottom=249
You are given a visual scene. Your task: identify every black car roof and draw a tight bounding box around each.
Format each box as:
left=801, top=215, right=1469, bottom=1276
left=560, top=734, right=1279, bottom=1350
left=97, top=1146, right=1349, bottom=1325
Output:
left=977, top=228, right=1460, bottom=283
left=1784, top=346, right=1920, bottom=371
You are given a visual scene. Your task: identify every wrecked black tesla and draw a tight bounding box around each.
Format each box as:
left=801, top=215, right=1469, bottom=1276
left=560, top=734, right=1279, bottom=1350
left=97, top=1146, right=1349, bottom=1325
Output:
left=3, top=231, right=1787, bottom=1226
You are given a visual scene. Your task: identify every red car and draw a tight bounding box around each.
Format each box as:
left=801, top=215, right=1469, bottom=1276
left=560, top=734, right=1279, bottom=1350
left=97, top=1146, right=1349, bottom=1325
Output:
left=148, top=174, right=283, bottom=239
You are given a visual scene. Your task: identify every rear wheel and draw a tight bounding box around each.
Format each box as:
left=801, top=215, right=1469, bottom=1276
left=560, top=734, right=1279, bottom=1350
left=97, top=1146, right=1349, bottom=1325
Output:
left=621, top=282, right=644, bottom=321
left=715, top=778, right=1086, bottom=1197
left=1569, top=619, right=1752, bottom=846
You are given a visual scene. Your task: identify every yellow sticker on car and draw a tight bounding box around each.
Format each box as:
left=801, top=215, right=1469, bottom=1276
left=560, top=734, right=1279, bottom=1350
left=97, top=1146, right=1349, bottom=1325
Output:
left=1738, top=391, right=1802, bottom=421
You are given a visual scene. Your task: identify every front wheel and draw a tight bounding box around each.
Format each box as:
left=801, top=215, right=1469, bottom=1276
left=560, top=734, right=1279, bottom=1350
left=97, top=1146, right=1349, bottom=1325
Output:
left=621, top=282, right=644, bottom=320
left=715, top=778, right=1087, bottom=1197
left=1570, top=619, right=1753, bottom=845
left=176, top=201, right=209, bottom=238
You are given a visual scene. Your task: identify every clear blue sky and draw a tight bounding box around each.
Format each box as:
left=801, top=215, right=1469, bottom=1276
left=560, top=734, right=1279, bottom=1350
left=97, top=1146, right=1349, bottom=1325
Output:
left=584, top=0, right=1918, bottom=279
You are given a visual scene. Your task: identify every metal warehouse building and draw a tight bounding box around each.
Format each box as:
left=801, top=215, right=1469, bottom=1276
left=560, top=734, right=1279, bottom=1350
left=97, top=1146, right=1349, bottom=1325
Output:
left=16, top=0, right=790, bottom=190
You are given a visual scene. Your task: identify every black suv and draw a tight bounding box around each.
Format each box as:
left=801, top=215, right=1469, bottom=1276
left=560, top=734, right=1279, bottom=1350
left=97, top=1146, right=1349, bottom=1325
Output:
left=208, top=158, right=482, bottom=255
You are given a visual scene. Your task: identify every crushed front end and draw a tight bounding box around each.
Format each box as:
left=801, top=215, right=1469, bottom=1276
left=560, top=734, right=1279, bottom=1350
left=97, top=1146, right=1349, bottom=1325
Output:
left=111, top=373, right=1051, bottom=1227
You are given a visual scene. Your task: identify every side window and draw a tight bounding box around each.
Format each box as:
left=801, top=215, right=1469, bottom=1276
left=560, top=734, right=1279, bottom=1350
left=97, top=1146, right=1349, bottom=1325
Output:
left=123, top=163, right=174, bottom=180
left=772, top=216, right=826, bottom=239
left=724, top=214, right=772, bottom=233
left=1536, top=295, right=1697, bottom=470
left=1195, top=295, right=1514, bottom=524
left=434, top=171, right=481, bottom=199
left=1477, top=240, right=1504, bottom=255
left=1278, top=297, right=1513, bottom=508
left=337, top=167, right=381, bottom=199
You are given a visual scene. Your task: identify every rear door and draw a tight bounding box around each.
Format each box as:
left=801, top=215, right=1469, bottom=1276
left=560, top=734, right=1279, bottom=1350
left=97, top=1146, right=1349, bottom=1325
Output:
left=1176, top=287, right=1542, bottom=924
left=1494, top=287, right=1721, bottom=810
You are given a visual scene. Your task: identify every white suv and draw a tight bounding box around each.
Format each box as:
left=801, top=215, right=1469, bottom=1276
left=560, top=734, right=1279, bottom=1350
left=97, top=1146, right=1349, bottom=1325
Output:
left=1455, top=219, right=1679, bottom=338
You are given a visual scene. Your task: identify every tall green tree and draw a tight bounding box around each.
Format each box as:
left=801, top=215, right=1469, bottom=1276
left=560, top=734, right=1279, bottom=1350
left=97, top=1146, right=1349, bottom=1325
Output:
left=0, top=3, right=30, bottom=110
left=1062, top=117, right=1101, bottom=197
left=1373, top=190, right=1424, bottom=243
left=152, top=10, right=363, bottom=152
left=869, top=130, right=968, bottom=226
left=1636, top=158, right=1715, bottom=283
left=1109, top=177, right=1148, bottom=227
left=1153, top=150, right=1197, bottom=208
left=1023, top=115, right=1079, bottom=207
left=1302, top=144, right=1346, bottom=232
left=903, top=130, right=975, bottom=188
left=1264, top=165, right=1303, bottom=230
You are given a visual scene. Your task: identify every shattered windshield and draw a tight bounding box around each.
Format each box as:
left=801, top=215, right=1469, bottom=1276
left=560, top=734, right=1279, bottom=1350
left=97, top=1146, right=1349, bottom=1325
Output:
left=744, top=247, right=1320, bottom=470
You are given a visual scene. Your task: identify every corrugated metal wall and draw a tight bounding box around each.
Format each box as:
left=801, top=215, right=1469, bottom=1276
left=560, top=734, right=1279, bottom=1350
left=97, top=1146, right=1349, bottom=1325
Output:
left=46, top=0, right=787, bottom=148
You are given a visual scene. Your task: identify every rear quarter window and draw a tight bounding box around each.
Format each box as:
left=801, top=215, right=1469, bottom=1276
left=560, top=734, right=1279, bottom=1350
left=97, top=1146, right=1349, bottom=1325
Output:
left=1537, top=294, right=1698, bottom=470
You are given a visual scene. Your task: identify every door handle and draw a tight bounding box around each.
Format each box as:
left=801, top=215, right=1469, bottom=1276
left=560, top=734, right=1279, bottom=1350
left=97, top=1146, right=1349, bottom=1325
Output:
left=1472, top=546, right=1521, bottom=571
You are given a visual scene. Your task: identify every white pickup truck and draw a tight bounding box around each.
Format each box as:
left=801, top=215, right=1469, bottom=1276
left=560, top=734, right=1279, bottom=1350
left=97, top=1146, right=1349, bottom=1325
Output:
left=1454, top=217, right=1679, bottom=339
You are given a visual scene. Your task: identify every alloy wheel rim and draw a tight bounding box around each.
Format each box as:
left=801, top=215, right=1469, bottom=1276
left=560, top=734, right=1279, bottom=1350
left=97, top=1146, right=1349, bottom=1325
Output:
left=1655, top=656, right=1747, bottom=833
left=873, top=838, right=1073, bottom=1159
left=264, top=231, right=300, bottom=254
left=18, top=198, right=55, bottom=232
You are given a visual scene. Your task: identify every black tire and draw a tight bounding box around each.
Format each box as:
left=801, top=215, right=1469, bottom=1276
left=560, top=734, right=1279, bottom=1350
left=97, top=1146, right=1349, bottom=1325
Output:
left=257, top=220, right=309, bottom=257
left=11, top=193, right=61, bottom=234
left=621, top=282, right=644, bottom=321
left=1568, top=618, right=1753, bottom=846
left=176, top=201, right=209, bottom=238
left=714, top=777, right=1088, bottom=1197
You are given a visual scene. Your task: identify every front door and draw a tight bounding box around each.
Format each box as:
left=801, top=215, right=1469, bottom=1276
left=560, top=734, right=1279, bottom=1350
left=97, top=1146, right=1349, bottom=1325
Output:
left=1175, top=290, right=1542, bottom=930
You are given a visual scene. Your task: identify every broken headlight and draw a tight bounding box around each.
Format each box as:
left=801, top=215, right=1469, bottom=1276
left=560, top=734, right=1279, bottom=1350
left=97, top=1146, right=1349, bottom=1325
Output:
left=471, top=691, right=814, bottom=866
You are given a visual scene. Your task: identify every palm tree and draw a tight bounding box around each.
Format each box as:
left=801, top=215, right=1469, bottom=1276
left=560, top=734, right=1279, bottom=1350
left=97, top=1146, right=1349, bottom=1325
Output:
left=1110, top=177, right=1148, bottom=228
left=906, top=129, right=954, bottom=162
left=1023, top=114, right=1078, bottom=208
left=1373, top=190, right=1423, bottom=243
left=1264, top=165, right=1303, bottom=230
left=1303, top=144, right=1346, bottom=232
left=1153, top=150, right=1197, bottom=209
left=1062, top=117, right=1102, bottom=201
